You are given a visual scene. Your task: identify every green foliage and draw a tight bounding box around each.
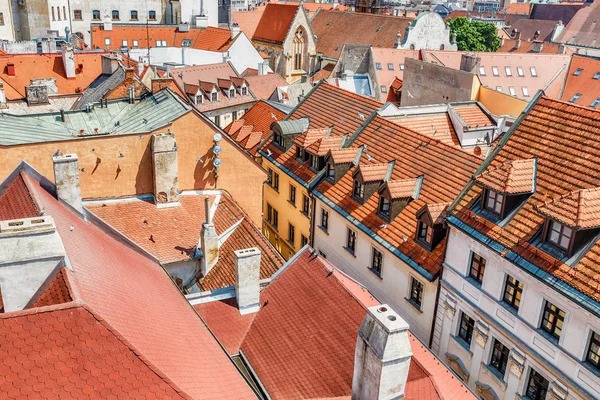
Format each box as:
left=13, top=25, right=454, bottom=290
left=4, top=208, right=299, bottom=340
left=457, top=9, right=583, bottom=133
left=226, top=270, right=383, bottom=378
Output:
left=447, top=17, right=502, bottom=52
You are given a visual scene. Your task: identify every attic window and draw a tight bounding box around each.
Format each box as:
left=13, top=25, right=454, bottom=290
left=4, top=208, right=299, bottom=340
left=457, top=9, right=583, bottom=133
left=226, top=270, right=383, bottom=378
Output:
left=92, top=10, right=100, bottom=20
left=547, top=220, right=572, bottom=252
left=353, top=179, right=365, bottom=201
left=417, top=220, right=432, bottom=245
left=400, top=64, right=405, bottom=70
left=517, top=66, right=524, bottom=77
left=229, top=88, right=235, bottom=98
left=211, top=92, right=218, bottom=102
left=492, top=66, right=499, bottom=76
left=241, top=86, right=248, bottom=96
left=484, top=189, right=504, bottom=215
left=574, top=68, right=583, bottom=76
left=326, top=163, right=335, bottom=181
left=591, top=98, right=600, bottom=108
left=505, top=66, right=512, bottom=76
left=182, top=39, right=192, bottom=47
left=530, top=66, right=538, bottom=77
left=509, top=87, right=516, bottom=96
left=381, top=85, right=387, bottom=93
left=522, top=87, right=529, bottom=97
left=479, top=66, right=486, bottom=76
left=378, top=196, right=391, bottom=218
left=569, top=93, right=582, bottom=103
left=594, top=72, right=600, bottom=80
left=387, top=63, right=394, bottom=71
left=376, top=63, right=382, bottom=70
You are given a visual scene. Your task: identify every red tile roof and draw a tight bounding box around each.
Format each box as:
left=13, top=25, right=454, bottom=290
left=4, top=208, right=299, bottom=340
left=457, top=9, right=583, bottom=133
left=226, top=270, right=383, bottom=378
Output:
left=505, top=3, right=533, bottom=16
left=224, top=100, right=287, bottom=156
left=244, top=72, right=288, bottom=100
left=371, top=48, right=420, bottom=87
left=90, top=25, right=233, bottom=51
left=0, top=172, right=40, bottom=220
left=231, top=248, right=474, bottom=400
left=536, top=187, right=600, bottom=229
left=445, top=11, right=527, bottom=26
left=451, top=96, right=600, bottom=304
left=86, top=192, right=284, bottom=291
left=555, top=1, right=600, bottom=47
left=453, top=104, right=495, bottom=128
left=560, top=55, right=600, bottom=108
left=232, top=7, right=267, bottom=39
left=507, top=19, right=560, bottom=42
left=0, top=53, right=107, bottom=101
left=316, top=115, right=481, bottom=277
left=311, top=11, right=414, bottom=59
left=498, top=39, right=574, bottom=54
left=0, top=167, right=256, bottom=399
left=475, top=158, right=536, bottom=194
left=31, top=268, right=73, bottom=308
left=252, top=4, right=300, bottom=44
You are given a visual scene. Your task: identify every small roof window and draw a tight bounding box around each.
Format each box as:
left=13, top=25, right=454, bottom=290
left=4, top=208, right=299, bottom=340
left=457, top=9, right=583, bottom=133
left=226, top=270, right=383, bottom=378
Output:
left=530, top=66, right=538, bottom=77
left=375, top=63, right=382, bottom=70
left=574, top=68, right=583, bottom=76
left=517, top=66, right=524, bottom=77
left=479, top=66, right=486, bottom=76
left=569, top=93, right=582, bottom=103
left=593, top=72, right=600, bottom=80
left=492, top=66, right=499, bottom=76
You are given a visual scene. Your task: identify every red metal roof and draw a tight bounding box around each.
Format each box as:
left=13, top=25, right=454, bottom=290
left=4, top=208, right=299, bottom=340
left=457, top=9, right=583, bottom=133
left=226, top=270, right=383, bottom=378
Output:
left=252, top=4, right=300, bottom=44
left=560, top=55, right=600, bottom=108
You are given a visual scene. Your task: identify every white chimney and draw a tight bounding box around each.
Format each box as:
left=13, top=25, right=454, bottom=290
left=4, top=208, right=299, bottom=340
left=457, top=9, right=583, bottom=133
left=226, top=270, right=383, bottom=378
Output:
left=194, top=15, right=209, bottom=28
left=532, top=41, right=544, bottom=53
left=61, top=45, right=76, bottom=79
left=200, top=197, right=219, bottom=277
left=231, top=23, right=241, bottom=39
left=52, top=153, right=83, bottom=214
left=234, top=248, right=261, bottom=315
left=352, top=305, right=413, bottom=400
left=151, top=132, right=180, bottom=206
left=258, top=62, right=267, bottom=76
left=0, top=82, right=6, bottom=109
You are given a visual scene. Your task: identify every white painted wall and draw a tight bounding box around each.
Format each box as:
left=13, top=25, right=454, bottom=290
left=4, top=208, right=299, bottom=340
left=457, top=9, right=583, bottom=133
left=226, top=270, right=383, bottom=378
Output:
left=0, top=0, right=15, bottom=41
left=312, top=199, right=437, bottom=343
left=433, top=226, right=600, bottom=399
left=399, top=12, right=457, bottom=51
left=48, top=0, right=70, bottom=37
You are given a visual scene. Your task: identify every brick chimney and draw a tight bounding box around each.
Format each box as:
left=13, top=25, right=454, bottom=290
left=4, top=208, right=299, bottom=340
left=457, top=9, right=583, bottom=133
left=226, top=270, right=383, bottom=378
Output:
left=200, top=197, right=219, bottom=277
left=460, top=53, right=481, bottom=73
left=234, top=248, right=261, bottom=315
left=352, top=305, right=413, bottom=400
left=151, top=132, right=179, bottom=206
left=101, top=55, right=119, bottom=75
left=52, top=153, right=83, bottom=214
left=532, top=40, right=544, bottom=53
left=61, top=45, right=76, bottom=79
left=557, top=43, right=566, bottom=54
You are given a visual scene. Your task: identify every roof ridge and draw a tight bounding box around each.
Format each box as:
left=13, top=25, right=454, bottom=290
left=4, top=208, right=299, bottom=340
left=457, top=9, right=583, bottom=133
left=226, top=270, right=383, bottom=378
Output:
left=0, top=301, right=82, bottom=319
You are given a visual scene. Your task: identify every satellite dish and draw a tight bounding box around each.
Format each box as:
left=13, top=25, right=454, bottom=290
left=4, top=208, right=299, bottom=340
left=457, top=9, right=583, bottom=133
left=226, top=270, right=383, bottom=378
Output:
left=213, top=144, right=222, bottom=154
left=213, top=133, right=222, bottom=142
left=213, top=157, right=222, bottom=167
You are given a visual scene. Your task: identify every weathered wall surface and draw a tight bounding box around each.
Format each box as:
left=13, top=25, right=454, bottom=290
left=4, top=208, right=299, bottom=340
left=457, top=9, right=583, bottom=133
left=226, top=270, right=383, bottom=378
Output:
left=400, top=12, right=457, bottom=51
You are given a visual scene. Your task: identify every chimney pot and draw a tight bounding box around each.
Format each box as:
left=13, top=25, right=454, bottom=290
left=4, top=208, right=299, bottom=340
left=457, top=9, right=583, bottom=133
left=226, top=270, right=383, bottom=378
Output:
left=234, top=247, right=261, bottom=315
left=459, top=53, right=481, bottom=73
left=52, top=153, right=83, bottom=214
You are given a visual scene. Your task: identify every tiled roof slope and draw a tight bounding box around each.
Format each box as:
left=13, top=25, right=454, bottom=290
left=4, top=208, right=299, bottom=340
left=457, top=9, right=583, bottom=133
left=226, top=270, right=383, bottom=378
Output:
left=507, top=18, right=560, bottom=41
left=0, top=172, right=40, bottom=220
left=31, top=268, right=73, bottom=308
left=0, top=305, right=187, bottom=399
left=311, top=11, right=414, bottom=59
left=243, top=72, right=288, bottom=100
left=475, top=158, right=536, bottom=194
left=238, top=248, right=474, bottom=400
left=559, top=55, right=600, bottom=108
left=232, top=7, right=266, bottom=39
left=252, top=4, right=299, bottom=44
left=450, top=96, right=600, bottom=306
left=224, top=100, right=287, bottom=156
left=316, top=115, right=481, bottom=277
left=371, top=48, right=420, bottom=88
left=261, top=82, right=383, bottom=185
left=90, top=25, right=233, bottom=51
left=6, top=167, right=256, bottom=399
left=445, top=11, right=527, bottom=26
left=498, top=39, right=573, bottom=54
left=556, top=1, right=600, bottom=48
left=530, top=3, right=585, bottom=25
left=86, top=193, right=284, bottom=291
left=536, top=187, right=600, bottom=229
left=0, top=52, right=106, bottom=100
left=506, top=3, right=533, bottom=16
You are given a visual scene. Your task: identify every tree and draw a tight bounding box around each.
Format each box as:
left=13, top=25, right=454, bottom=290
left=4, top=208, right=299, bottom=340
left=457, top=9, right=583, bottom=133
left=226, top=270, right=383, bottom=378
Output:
left=447, top=17, right=502, bottom=52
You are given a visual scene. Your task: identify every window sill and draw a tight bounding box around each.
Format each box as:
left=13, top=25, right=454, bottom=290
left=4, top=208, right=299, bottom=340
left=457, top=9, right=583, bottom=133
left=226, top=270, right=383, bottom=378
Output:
left=264, top=220, right=279, bottom=233
left=344, top=247, right=356, bottom=258
left=266, top=185, right=279, bottom=194
left=582, top=362, right=600, bottom=378
left=536, top=328, right=560, bottom=345
left=499, top=301, right=520, bottom=317
left=481, top=362, right=507, bottom=387
left=465, top=276, right=483, bottom=288
left=404, top=297, right=423, bottom=313
left=286, top=240, right=295, bottom=248
left=288, top=200, right=296, bottom=208
left=452, top=335, right=473, bottom=356
left=301, top=210, right=309, bottom=218
left=318, top=226, right=328, bottom=235
left=368, top=267, right=382, bottom=279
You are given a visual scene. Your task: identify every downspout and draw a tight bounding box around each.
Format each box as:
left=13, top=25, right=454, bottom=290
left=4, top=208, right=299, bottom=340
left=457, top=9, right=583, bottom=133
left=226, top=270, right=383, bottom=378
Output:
left=309, top=192, right=316, bottom=247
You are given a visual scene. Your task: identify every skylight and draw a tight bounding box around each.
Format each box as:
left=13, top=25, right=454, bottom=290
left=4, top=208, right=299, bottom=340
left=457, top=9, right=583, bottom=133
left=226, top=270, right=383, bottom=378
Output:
left=376, top=63, right=382, bottom=70
left=569, top=93, right=582, bottom=103
left=479, top=66, right=486, bottom=76
left=509, top=87, right=516, bottom=96
left=505, top=66, right=512, bottom=77
left=591, top=98, right=600, bottom=108
left=594, top=72, right=600, bottom=80
left=522, top=87, right=529, bottom=97
left=517, top=66, right=524, bottom=77
left=574, top=68, right=583, bottom=76
left=530, top=66, right=538, bottom=77
left=492, top=66, right=499, bottom=76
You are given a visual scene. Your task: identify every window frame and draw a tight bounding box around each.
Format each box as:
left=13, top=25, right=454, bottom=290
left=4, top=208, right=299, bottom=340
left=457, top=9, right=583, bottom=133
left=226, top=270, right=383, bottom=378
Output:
left=104, top=38, right=111, bottom=46
left=130, top=10, right=138, bottom=20
left=492, top=66, right=499, bottom=76
left=302, top=194, right=310, bottom=215
left=509, top=86, right=516, bottom=97
left=416, top=219, right=432, bottom=247
left=458, top=311, right=475, bottom=345
left=289, top=184, right=296, bottom=206
left=73, top=9, right=82, bottom=20
left=387, top=63, right=394, bottom=71
left=353, top=179, right=364, bottom=201
left=479, top=66, right=486, bottom=76
left=266, top=203, right=279, bottom=230
left=468, top=252, right=486, bottom=284
left=288, top=222, right=295, bottom=245
left=370, top=247, right=383, bottom=277
left=522, top=87, right=529, bottom=97
left=378, top=195, right=391, bottom=219
left=380, top=85, right=387, bottom=93
left=503, top=275, right=523, bottom=311
left=346, top=228, right=357, bottom=254
left=489, top=338, right=510, bottom=377
left=505, top=66, right=512, bottom=76
left=272, top=171, right=279, bottom=191
left=320, top=208, right=329, bottom=231
left=301, top=234, right=309, bottom=247
left=546, top=219, right=573, bottom=253
left=586, top=331, right=600, bottom=370
left=517, top=66, right=524, bottom=77
left=525, top=368, right=549, bottom=400
left=530, top=66, right=538, bottom=77
left=112, top=10, right=120, bottom=20
left=484, top=188, right=504, bottom=216
left=569, top=93, right=582, bottom=103
left=573, top=68, right=583, bottom=76
left=148, top=10, right=157, bottom=20
left=92, top=10, right=101, bottom=20
left=409, top=277, right=424, bottom=308
left=540, top=300, right=565, bottom=341
left=326, top=162, right=335, bottom=181
left=375, top=63, right=382, bottom=70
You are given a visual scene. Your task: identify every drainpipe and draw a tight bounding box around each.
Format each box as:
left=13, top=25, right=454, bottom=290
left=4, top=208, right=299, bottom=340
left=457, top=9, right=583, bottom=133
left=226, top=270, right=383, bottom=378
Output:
left=309, top=191, right=316, bottom=247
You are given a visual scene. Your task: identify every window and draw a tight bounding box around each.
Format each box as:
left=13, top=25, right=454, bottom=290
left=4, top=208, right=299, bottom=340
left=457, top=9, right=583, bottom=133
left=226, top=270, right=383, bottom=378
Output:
left=92, top=10, right=100, bottom=20
left=569, top=93, right=582, bottom=103
left=573, top=68, right=583, bottom=76
left=484, top=189, right=504, bottom=215
left=371, top=247, right=383, bottom=276
left=409, top=277, right=423, bottom=308
left=211, top=91, right=218, bottom=102
left=525, top=369, right=549, bottom=400
left=302, top=194, right=309, bottom=215
left=0, top=12, right=4, bottom=25
left=266, top=204, right=278, bottom=229
left=522, top=87, right=530, bottom=97
left=132, top=40, right=139, bottom=47
left=594, top=72, right=600, bottom=80
left=468, top=253, right=486, bottom=284
left=378, top=196, right=390, bottom=217
left=149, top=10, right=156, bottom=20
left=112, top=10, right=120, bottom=20
left=496, top=86, right=503, bottom=92
left=490, top=338, right=510, bottom=376
left=63, top=6, right=66, bottom=19
left=503, top=275, right=523, bottom=311
left=229, top=88, right=235, bottom=98
left=586, top=331, right=600, bottom=370
left=301, top=234, right=309, bottom=247
left=387, top=63, right=394, bottom=70
left=592, top=98, right=600, bottom=108
left=57, top=7, right=60, bottom=20
left=530, top=66, right=538, bottom=77
left=293, top=28, right=305, bottom=70
left=73, top=10, right=82, bottom=20
left=52, top=6, right=55, bottom=21
left=346, top=228, right=357, bottom=254
left=214, top=115, right=220, bottom=127
left=326, top=163, right=335, bottom=181
left=380, top=85, right=387, bottom=93
left=232, top=111, right=238, bottom=120
left=121, top=40, right=128, bottom=47
left=375, top=63, right=382, bottom=70
left=547, top=220, right=572, bottom=251
left=505, top=66, right=512, bottom=76
left=353, top=180, right=364, bottom=200
left=321, top=209, right=328, bottom=231
left=399, top=64, right=404, bottom=70
left=288, top=223, right=295, bottom=244
left=479, top=66, right=486, bottom=76
left=517, top=66, right=524, bottom=77
left=104, top=38, right=111, bottom=46
left=289, top=185, right=296, bottom=206
left=272, top=171, right=279, bottom=191
left=540, top=300, right=565, bottom=340
left=156, top=40, right=167, bottom=47
left=509, top=86, right=516, bottom=97
left=458, top=312, right=475, bottom=345
left=131, top=10, right=138, bottom=20
left=241, top=86, right=248, bottom=96
left=492, top=66, right=499, bottom=76
left=182, top=39, right=192, bottom=47
left=417, top=220, right=432, bottom=245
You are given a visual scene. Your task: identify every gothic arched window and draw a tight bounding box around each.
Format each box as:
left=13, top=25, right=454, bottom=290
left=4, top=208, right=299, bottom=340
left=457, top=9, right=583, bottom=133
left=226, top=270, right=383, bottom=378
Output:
left=293, top=27, right=306, bottom=71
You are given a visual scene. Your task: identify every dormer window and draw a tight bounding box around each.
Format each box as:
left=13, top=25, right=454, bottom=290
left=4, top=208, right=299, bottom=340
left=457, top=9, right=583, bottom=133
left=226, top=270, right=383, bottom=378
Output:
left=484, top=189, right=504, bottom=215
left=417, top=220, right=432, bottom=245
left=295, top=146, right=302, bottom=160
left=326, top=163, right=335, bottom=181
left=241, top=86, right=248, bottom=96
left=211, top=91, right=218, bottom=102
left=547, top=220, right=572, bottom=251
left=274, top=131, right=284, bottom=147
left=378, top=196, right=390, bottom=217
left=229, top=88, right=236, bottom=98
left=415, top=202, right=448, bottom=251
left=353, top=179, right=364, bottom=200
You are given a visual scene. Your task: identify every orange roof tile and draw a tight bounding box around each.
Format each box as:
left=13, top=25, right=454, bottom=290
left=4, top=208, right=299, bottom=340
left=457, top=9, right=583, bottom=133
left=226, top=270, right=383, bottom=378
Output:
left=306, top=135, right=345, bottom=156
left=560, top=55, right=600, bottom=108
left=232, top=7, right=266, bottom=39
left=536, top=187, right=600, bottom=230
left=329, top=147, right=361, bottom=164
left=0, top=53, right=107, bottom=100
left=243, top=131, right=264, bottom=150
left=0, top=172, right=40, bottom=220
left=475, top=158, right=536, bottom=194
left=371, top=48, right=420, bottom=87
left=420, top=202, right=450, bottom=225
left=498, top=39, right=574, bottom=54
left=234, top=125, right=254, bottom=142
left=31, top=268, right=73, bottom=308
left=505, top=3, right=533, bottom=15
left=244, top=72, right=288, bottom=100
left=226, top=118, right=246, bottom=136
left=453, top=104, right=495, bottom=128
left=252, top=4, right=299, bottom=44
left=451, top=96, right=600, bottom=305
left=386, top=177, right=421, bottom=200
left=358, top=163, right=391, bottom=183
left=293, top=127, right=330, bottom=147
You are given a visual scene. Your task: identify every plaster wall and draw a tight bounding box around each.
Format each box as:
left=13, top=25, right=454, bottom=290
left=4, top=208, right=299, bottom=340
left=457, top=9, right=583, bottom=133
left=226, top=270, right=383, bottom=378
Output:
left=399, top=13, right=457, bottom=51
left=312, top=199, right=436, bottom=343
left=433, top=226, right=600, bottom=399
left=164, top=259, right=200, bottom=287
left=477, top=86, right=528, bottom=118
left=0, top=0, right=15, bottom=41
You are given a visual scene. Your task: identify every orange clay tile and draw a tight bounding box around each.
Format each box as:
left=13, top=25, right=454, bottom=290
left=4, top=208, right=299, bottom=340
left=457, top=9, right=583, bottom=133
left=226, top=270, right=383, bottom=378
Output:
left=293, top=127, right=330, bottom=148
left=357, top=163, right=391, bottom=183
left=453, top=105, right=495, bottom=128
left=387, top=178, right=420, bottom=200
left=475, top=158, right=536, bottom=194
left=329, top=147, right=361, bottom=164
left=536, top=187, right=600, bottom=229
